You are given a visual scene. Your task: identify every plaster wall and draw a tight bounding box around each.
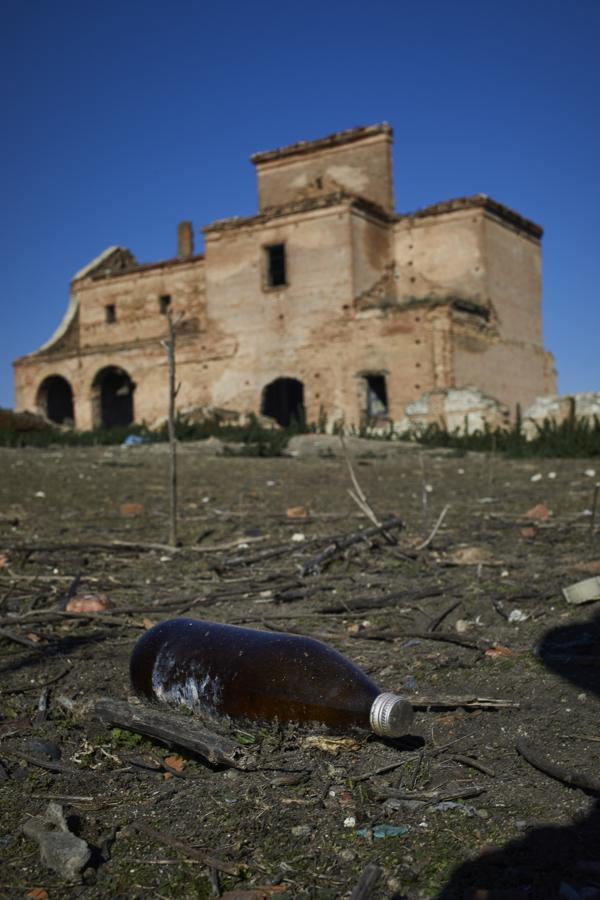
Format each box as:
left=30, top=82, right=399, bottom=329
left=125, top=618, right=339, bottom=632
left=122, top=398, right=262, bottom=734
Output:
left=482, top=215, right=542, bottom=344
left=394, top=210, right=485, bottom=304
left=350, top=208, right=393, bottom=298
left=76, top=259, right=206, bottom=350
left=203, top=205, right=355, bottom=416
left=255, top=133, right=393, bottom=213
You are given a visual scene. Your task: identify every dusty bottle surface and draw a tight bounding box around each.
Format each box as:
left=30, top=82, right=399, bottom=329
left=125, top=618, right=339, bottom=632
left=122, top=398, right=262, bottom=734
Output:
left=130, top=618, right=413, bottom=738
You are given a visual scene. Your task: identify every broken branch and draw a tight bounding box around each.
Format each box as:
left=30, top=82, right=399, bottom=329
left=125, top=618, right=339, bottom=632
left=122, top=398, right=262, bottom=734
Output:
left=516, top=737, right=600, bottom=794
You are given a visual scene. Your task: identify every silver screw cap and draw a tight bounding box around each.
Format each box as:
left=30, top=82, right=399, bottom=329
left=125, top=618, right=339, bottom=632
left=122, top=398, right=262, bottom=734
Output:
left=369, top=692, right=414, bottom=737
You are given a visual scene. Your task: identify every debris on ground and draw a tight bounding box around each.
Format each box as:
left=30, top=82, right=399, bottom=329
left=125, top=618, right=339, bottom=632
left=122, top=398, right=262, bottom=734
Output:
left=22, top=803, right=91, bottom=882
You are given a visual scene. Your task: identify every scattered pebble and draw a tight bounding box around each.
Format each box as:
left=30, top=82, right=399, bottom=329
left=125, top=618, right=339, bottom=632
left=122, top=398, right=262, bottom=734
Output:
left=548, top=471, right=557, bottom=479
left=508, top=609, right=528, bottom=623
left=530, top=473, right=543, bottom=482
left=34, top=491, right=45, bottom=498
left=584, top=469, right=596, bottom=478
left=291, top=532, right=305, bottom=542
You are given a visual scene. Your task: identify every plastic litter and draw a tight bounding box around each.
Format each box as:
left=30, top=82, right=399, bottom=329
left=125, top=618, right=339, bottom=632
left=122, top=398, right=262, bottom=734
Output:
left=562, top=576, right=600, bottom=606
left=121, top=434, right=149, bottom=447
left=355, top=824, right=409, bottom=839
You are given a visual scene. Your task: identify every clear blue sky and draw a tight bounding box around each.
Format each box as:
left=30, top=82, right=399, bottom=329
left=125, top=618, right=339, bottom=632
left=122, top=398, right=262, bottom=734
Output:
left=2, top=0, right=599, bottom=411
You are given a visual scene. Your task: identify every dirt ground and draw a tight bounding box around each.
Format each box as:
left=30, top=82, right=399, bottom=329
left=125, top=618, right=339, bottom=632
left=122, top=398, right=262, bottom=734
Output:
left=0, top=438, right=599, bottom=900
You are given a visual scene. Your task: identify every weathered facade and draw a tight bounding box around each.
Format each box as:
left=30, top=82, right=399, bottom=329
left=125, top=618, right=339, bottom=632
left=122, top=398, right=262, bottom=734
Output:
left=13, top=123, right=556, bottom=431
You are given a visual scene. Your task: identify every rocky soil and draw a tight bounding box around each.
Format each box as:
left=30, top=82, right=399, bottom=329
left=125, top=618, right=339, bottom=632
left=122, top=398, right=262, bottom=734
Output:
left=0, top=439, right=599, bottom=899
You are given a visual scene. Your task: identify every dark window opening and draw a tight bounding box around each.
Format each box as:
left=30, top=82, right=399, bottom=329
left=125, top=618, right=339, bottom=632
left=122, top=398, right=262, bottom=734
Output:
left=159, top=294, right=171, bottom=315
left=37, top=375, right=74, bottom=425
left=265, top=243, right=287, bottom=288
left=261, top=377, right=305, bottom=428
left=105, top=304, right=116, bottom=324
left=92, top=366, right=135, bottom=428
left=364, top=375, right=388, bottom=420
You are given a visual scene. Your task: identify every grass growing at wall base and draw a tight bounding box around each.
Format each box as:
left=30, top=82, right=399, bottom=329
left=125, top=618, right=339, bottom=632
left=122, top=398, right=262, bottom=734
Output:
left=406, top=410, right=600, bottom=458
left=1, top=404, right=598, bottom=457
left=0, top=414, right=294, bottom=456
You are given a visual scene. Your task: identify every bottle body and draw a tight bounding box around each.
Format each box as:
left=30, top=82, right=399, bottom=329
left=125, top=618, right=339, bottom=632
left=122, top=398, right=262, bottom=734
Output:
left=130, top=618, right=413, bottom=737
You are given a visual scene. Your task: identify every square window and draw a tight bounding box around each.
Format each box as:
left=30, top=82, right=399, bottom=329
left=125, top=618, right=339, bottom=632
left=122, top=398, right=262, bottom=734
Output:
left=159, top=294, right=171, bottom=315
left=105, top=304, right=116, bottom=324
left=265, top=243, right=287, bottom=288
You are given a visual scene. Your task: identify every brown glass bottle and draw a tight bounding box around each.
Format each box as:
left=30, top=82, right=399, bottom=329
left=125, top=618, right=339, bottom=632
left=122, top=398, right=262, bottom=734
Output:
left=130, top=618, right=413, bottom=738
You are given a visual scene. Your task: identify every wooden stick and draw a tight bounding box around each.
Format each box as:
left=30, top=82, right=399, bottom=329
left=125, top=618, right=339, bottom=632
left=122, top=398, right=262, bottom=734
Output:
left=0, top=626, right=45, bottom=650
left=415, top=504, right=450, bottom=551
left=5, top=540, right=181, bottom=555
left=92, top=698, right=248, bottom=769
left=352, top=760, right=407, bottom=783
left=427, top=599, right=461, bottom=633
left=319, top=586, right=442, bottom=614
left=412, top=695, right=519, bottom=710
left=348, top=629, right=483, bottom=651
left=130, top=821, right=245, bottom=876
left=516, top=737, right=600, bottom=793
left=2, top=751, right=81, bottom=775
left=340, top=435, right=395, bottom=544
left=165, top=310, right=182, bottom=547
left=451, top=754, right=496, bottom=777
left=372, top=785, right=485, bottom=802
left=301, top=516, right=404, bottom=576
left=0, top=610, right=146, bottom=629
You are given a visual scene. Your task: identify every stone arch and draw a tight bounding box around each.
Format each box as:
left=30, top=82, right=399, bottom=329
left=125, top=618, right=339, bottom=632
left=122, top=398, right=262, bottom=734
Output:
left=261, top=377, right=305, bottom=428
left=36, top=375, right=74, bottom=425
left=91, top=366, right=135, bottom=428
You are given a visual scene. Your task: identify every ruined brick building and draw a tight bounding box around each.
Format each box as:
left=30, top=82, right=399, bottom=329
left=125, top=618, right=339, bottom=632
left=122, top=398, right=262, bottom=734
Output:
left=13, top=123, right=555, bottom=431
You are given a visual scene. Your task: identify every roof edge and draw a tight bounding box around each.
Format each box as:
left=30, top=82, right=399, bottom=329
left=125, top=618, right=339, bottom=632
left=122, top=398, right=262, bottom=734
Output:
left=398, top=194, right=543, bottom=239
left=251, top=123, right=393, bottom=166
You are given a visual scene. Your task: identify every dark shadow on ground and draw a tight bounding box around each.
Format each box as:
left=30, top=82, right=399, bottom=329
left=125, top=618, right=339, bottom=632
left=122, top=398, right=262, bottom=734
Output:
left=436, top=611, right=600, bottom=900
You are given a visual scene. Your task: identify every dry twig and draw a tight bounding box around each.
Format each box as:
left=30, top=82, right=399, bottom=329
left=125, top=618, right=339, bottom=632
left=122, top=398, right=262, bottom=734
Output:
left=516, top=737, right=600, bottom=794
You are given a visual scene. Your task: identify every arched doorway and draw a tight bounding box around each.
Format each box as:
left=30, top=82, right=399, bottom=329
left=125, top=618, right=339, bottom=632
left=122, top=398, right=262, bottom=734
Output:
left=92, top=366, right=135, bottom=428
left=261, top=377, right=305, bottom=428
left=36, top=375, right=74, bottom=425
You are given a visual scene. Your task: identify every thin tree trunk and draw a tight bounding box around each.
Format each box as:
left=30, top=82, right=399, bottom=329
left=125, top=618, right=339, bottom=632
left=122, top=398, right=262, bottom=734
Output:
left=166, top=311, right=178, bottom=547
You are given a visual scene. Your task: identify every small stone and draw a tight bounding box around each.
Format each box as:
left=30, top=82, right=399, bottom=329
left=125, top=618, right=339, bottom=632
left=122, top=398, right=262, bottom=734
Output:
left=26, top=740, right=61, bottom=761
left=23, top=803, right=91, bottom=882
left=291, top=825, right=312, bottom=838
left=475, top=808, right=489, bottom=819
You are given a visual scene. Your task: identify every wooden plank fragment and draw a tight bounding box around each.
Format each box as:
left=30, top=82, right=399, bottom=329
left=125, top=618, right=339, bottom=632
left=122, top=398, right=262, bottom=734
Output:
left=92, top=697, right=248, bottom=769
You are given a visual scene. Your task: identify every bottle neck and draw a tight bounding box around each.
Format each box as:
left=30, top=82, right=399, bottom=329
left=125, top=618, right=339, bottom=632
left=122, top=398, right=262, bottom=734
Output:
left=369, top=692, right=414, bottom=737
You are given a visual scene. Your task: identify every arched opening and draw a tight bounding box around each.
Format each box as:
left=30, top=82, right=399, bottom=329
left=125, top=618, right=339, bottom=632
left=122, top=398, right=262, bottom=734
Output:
left=261, top=377, right=305, bottom=428
left=92, top=366, right=135, bottom=428
left=36, top=375, right=74, bottom=425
